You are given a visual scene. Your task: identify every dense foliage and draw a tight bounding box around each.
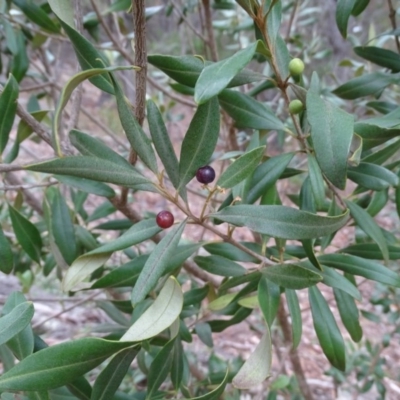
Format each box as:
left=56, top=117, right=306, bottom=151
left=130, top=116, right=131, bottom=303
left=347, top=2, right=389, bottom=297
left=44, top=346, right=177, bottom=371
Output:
left=0, top=0, right=400, bottom=399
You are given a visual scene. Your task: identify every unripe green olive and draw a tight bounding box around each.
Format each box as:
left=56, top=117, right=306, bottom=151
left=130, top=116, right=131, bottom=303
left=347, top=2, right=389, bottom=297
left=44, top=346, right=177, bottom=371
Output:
left=289, top=58, right=305, bottom=76
left=289, top=99, right=304, bottom=114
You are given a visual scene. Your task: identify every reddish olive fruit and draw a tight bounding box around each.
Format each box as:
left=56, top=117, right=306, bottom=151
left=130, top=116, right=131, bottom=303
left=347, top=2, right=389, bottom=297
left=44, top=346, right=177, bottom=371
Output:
left=289, top=58, right=305, bottom=76
left=289, top=99, right=304, bottom=114
left=156, top=211, right=174, bottom=229
left=196, top=165, right=216, bottom=184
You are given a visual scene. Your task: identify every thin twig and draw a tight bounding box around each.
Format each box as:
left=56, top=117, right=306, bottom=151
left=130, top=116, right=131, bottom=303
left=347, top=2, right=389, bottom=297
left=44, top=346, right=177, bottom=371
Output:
left=387, top=0, right=400, bottom=53
left=0, top=180, right=57, bottom=191
left=202, top=0, right=219, bottom=61
left=285, top=0, right=299, bottom=40
left=0, top=164, right=24, bottom=173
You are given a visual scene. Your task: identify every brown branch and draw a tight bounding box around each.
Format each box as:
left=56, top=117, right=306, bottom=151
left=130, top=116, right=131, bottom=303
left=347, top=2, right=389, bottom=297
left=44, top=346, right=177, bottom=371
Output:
left=387, top=0, right=400, bottom=53
left=0, top=164, right=24, bottom=173
left=278, top=301, right=315, bottom=400
left=202, top=0, right=219, bottom=61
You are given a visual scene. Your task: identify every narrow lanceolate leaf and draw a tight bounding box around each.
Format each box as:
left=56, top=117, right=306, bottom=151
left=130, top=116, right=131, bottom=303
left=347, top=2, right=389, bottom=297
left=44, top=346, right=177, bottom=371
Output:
left=344, top=200, right=389, bottom=264
left=336, top=0, right=357, bottom=38
left=309, top=286, right=346, bottom=371
left=0, top=302, right=34, bottom=347
left=55, top=175, right=115, bottom=198
left=51, top=189, right=77, bottom=266
left=62, top=253, right=111, bottom=292
left=258, top=278, right=280, bottom=327
left=147, top=54, right=263, bottom=88
left=13, top=0, right=60, bottom=33
left=59, top=19, right=114, bottom=94
left=146, top=339, right=175, bottom=399
left=0, top=338, right=134, bottom=391
left=91, top=347, right=139, bottom=400
left=53, top=66, right=137, bottom=156
left=178, top=98, right=220, bottom=190
left=354, top=46, right=400, bottom=72
left=285, top=289, right=302, bottom=349
left=217, top=146, right=265, bottom=189
left=25, top=157, right=151, bottom=189
left=246, top=153, right=294, bottom=203
left=0, top=74, right=19, bottom=154
left=110, top=75, right=158, bottom=174
left=194, top=255, right=246, bottom=277
left=307, top=89, right=353, bottom=189
left=131, top=220, right=187, bottom=304
left=333, top=288, right=362, bottom=342
left=26, top=391, right=49, bottom=400
left=307, top=154, right=325, bottom=209
left=340, top=243, right=400, bottom=260
left=212, top=205, right=349, bottom=239
left=232, top=327, right=272, bottom=389
left=195, top=42, right=258, bottom=104
left=9, top=205, right=42, bottom=264
left=69, top=129, right=131, bottom=168
left=2, top=292, right=34, bottom=361
left=218, top=89, right=285, bottom=131
left=147, top=100, right=180, bottom=189
left=47, top=0, right=74, bottom=28
left=121, top=277, right=183, bottom=342
left=262, top=264, right=322, bottom=289
left=347, top=162, right=399, bottom=191
left=318, top=254, right=400, bottom=287
left=0, top=226, right=13, bottom=274
left=333, top=72, right=400, bottom=100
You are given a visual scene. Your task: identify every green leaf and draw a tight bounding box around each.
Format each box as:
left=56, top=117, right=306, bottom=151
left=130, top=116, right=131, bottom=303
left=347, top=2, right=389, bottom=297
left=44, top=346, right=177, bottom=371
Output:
left=121, top=277, right=183, bottom=342
left=246, top=153, right=294, bottom=203
left=195, top=42, right=258, bottom=104
left=146, top=339, right=175, bottom=399
left=183, top=285, right=209, bottom=307
left=5, top=110, right=48, bottom=164
left=0, top=74, right=19, bottom=154
left=26, top=391, right=49, bottom=400
left=232, top=327, right=272, bottom=389
left=205, top=242, right=261, bottom=263
left=0, top=226, right=13, bottom=274
left=347, top=162, right=398, bottom=190
left=208, top=307, right=252, bottom=332
left=25, top=157, right=151, bottom=189
left=344, top=200, right=389, bottom=264
left=333, top=288, right=362, bottom=342
left=218, top=89, right=285, bottom=130
left=51, top=189, right=77, bottom=265
left=53, top=66, right=137, bottom=156
left=217, top=146, right=265, bottom=189
left=195, top=323, right=214, bottom=347
left=340, top=243, right=400, bottom=260
left=147, top=54, right=263, bottom=88
left=208, top=293, right=236, bottom=311
left=306, top=87, right=353, bottom=189
left=63, top=219, right=161, bottom=292
left=190, top=369, right=229, bottom=400
left=9, top=205, right=42, bottom=264
left=318, top=253, right=400, bottom=287
left=0, top=302, right=34, bottom=347
left=0, top=338, right=134, bottom=391
left=9, top=30, right=29, bottom=82
left=355, top=119, right=400, bottom=151
left=91, top=347, right=138, bottom=400
left=362, top=138, right=400, bottom=165
left=2, top=292, right=34, bottom=361
left=333, top=72, right=400, bottom=99
left=351, top=0, right=370, bottom=15
left=258, top=277, right=280, bottom=327
left=336, top=0, right=356, bottom=38
left=354, top=46, right=400, bottom=72
left=262, top=264, right=322, bottom=289
left=110, top=75, right=158, bottom=174
left=211, top=205, right=349, bottom=239
left=307, top=154, right=325, bottom=209
left=131, top=220, right=186, bottom=304
left=178, top=98, right=220, bottom=189
left=69, top=129, right=131, bottom=168
left=194, top=255, right=246, bottom=277
left=55, top=175, right=115, bottom=198
left=285, top=289, right=302, bottom=349
left=13, top=0, right=60, bottom=33
left=58, top=19, right=114, bottom=94
left=147, top=100, right=180, bottom=189
left=47, top=0, right=74, bottom=28
left=309, top=286, right=346, bottom=371
left=171, top=338, right=184, bottom=390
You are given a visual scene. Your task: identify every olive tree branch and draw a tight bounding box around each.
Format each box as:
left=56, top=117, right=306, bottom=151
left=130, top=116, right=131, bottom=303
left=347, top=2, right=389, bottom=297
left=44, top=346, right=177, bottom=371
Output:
left=387, top=0, right=400, bottom=53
